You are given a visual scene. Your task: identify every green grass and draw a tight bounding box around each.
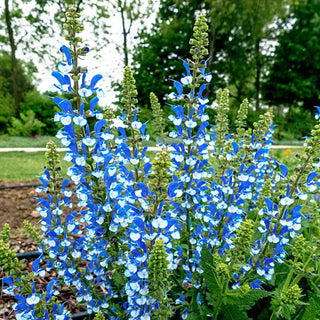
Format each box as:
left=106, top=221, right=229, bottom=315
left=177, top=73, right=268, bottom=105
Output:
left=0, top=135, right=60, bottom=148
left=0, top=147, right=303, bottom=181
left=0, top=152, right=68, bottom=181
left=0, top=151, right=156, bottom=181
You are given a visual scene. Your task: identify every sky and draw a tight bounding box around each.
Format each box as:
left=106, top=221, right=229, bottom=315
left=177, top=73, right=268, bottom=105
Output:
left=0, top=0, right=158, bottom=108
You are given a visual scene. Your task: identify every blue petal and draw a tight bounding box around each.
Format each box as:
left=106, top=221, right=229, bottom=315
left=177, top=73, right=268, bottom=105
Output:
left=90, top=74, right=103, bottom=89
left=81, top=72, right=87, bottom=88
left=2, top=277, right=14, bottom=286
left=118, top=127, right=127, bottom=138
left=279, top=164, right=288, bottom=178
left=94, top=119, right=106, bottom=135
left=52, top=71, right=65, bottom=85
left=137, top=182, right=148, bottom=198
left=198, top=160, right=208, bottom=171
left=144, top=163, right=152, bottom=175
left=172, top=105, right=184, bottom=118
left=174, top=81, right=183, bottom=96
left=255, top=148, right=266, bottom=160
left=307, top=172, right=318, bottom=184
left=232, top=141, right=239, bottom=155
left=60, top=45, right=72, bottom=65
left=196, top=121, right=209, bottom=139
left=39, top=176, right=48, bottom=188
left=80, top=102, right=84, bottom=116
left=265, top=198, right=273, bottom=211
left=168, top=181, right=179, bottom=198
left=171, top=142, right=180, bottom=153
left=158, top=200, right=164, bottom=215
left=90, top=97, right=99, bottom=112
left=198, top=84, right=206, bottom=98
left=141, top=146, right=148, bottom=158
left=32, top=257, right=42, bottom=273
left=247, top=165, right=255, bottom=174
left=183, top=60, right=191, bottom=76
left=133, top=217, right=145, bottom=231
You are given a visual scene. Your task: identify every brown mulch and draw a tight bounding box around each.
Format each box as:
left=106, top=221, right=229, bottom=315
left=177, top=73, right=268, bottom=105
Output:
left=0, top=180, right=42, bottom=240
left=0, top=180, right=89, bottom=318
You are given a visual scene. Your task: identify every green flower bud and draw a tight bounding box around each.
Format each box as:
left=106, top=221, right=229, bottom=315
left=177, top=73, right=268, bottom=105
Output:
left=121, top=66, right=139, bottom=121
left=282, top=284, right=302, bottom=304
left=215, top=88, right=230, bottom=153
left=150, top=92, right=165, bottom=138
left=190, top=14, right=209, bottom=62
left=216, top=262, right=229, bottom=278
left=149, top=239, right=169, bottom=284
left=235, top=98, right=249, bottom=140
left=233, top=219, right=255, bottom=252
left=93, top=311, right=105, bottom=320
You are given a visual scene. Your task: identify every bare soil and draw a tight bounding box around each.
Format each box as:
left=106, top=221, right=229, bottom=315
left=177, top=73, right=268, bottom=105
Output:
left=0, top=180, right=88, bottom=319
left=0, top=180, right=41, bottom=240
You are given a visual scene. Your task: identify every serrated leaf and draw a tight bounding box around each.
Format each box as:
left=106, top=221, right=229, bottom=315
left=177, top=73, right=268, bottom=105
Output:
left=281, top=304, right=296, bottom=320
left=201, top=246, right=221, bottom=296
left=220, top=304, right=250, bottom=320
left=223, top=289, right=271, bottom=311
left=206, top=292, right=216, bottom=307
left=302, top=292, right=320, bottom=320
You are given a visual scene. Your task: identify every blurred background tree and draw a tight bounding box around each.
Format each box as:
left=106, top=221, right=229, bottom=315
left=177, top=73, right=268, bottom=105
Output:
left=262, top=0, right=318, bottom=139
left=0, top=0, right=318, bottom=141
left=131, top=0, right=289, bottom=127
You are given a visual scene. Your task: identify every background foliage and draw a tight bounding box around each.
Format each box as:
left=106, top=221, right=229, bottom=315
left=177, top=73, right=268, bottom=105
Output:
left=0, top=0, right=319, bottom=140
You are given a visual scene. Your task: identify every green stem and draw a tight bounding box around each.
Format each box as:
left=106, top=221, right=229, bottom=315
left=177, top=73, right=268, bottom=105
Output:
left=269, top=310, right=278, bottom=320
left=269, top=269, right=294, bottom=320
left=212, top=281, right=227, bottom=319
left=283, top=269, right=294, bottom=292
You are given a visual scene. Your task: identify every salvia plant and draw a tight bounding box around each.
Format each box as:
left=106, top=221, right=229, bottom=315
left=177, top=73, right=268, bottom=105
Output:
left=2, top=5, right=320, bottom=320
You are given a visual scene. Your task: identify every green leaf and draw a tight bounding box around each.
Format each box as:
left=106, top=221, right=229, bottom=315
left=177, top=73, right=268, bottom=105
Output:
left=281, top=304, right=296, bottom=320
left=201, top=246, right=221, bottom=296
left=222, top=289, right=271, bottom=311
left=301, top=292, right=320, bottom=320
left=220, top=304, right=250, bottom=320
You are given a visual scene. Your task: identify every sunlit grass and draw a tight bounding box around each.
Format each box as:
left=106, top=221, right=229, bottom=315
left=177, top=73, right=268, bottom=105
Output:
left=0, top=151, right=157, bottom=181
left=0, top=135, right=60, bottom=148
left=0, top=151, right=67, bottom=181
left=0, top=148, right=303, bottom=181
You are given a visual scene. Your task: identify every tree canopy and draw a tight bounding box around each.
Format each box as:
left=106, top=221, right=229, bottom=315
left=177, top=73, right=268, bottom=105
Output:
left=263, top=0, right=320, bottom=112
left=132, top=0, right=288, bottom=114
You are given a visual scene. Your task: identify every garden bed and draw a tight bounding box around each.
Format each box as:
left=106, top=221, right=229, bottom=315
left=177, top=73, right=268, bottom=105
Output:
left=0, top=180, right=40, bottom=239
left=0, top=181, right=94, bottom=319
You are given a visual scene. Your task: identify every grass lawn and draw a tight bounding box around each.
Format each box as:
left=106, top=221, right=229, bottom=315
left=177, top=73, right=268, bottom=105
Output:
left=0, top=147, right=304, bottom=181
left=0, top=152, right=68, bottom=181
left=0, top=151, right=156, bottom=181
left=0, top=135, right=60, bottom=148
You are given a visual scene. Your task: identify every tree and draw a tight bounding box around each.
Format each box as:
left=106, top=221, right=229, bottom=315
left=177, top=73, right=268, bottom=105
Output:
left=108, top=0, right=153, bottom=67
left=132, top=0, right=209, bottom=110
left=3, top=0, right=25, bottom=112
left=262, top=0, right=320, bottom=112
left=0, top=53, right=35, bottom=131
left=132, top=0, right=288, bottom=113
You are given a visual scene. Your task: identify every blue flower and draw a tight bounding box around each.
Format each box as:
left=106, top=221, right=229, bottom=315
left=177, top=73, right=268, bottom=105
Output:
left=58, top=45, right=73, bottom=74
left=78, top=73, right=103, bottom=98
left=26, top=283, right=41, bottom=305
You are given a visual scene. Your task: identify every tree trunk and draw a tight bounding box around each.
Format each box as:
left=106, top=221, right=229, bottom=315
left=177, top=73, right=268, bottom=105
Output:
left=4, top=0, right=20, bottom=115
left=255, top=38, right=261, bottom=111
